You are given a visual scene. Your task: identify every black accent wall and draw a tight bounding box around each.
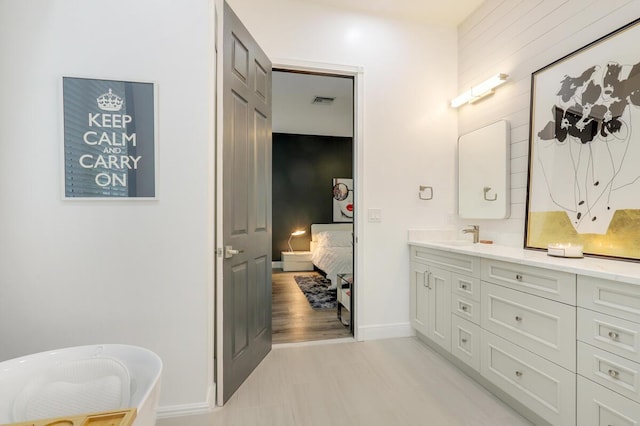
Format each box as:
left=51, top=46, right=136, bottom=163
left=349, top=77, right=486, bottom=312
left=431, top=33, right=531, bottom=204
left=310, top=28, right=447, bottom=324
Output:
left=272, top=133, right=353, bottom=261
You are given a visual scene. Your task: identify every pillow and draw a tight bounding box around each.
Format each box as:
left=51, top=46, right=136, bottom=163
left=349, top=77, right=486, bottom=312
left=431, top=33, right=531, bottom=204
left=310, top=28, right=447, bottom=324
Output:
left=314, top=230, right=352, bottom=247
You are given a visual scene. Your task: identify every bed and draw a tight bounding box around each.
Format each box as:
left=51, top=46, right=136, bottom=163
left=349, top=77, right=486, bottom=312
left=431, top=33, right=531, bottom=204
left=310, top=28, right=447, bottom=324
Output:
left=310, top=223, right=353, bottom=289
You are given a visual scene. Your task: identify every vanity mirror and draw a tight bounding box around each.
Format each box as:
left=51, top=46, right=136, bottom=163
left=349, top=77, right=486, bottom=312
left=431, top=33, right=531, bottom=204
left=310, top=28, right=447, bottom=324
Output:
left=458, top=120, right=510, bottom=219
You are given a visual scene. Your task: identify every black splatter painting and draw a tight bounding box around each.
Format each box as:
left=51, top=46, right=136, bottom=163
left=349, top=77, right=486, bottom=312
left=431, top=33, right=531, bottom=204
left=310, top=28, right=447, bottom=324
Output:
left=537, top=62, right=640, bottom=145
left=532, top=59, right=640, bottom=236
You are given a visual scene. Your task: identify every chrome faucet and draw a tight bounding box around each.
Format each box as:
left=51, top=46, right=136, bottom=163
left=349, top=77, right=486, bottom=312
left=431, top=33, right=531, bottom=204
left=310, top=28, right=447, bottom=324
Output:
left=462, top=225, right=480, bottom=243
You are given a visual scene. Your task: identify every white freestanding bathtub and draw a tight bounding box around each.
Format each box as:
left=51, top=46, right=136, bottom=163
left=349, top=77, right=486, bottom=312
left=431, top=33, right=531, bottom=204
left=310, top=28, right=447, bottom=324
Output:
left=0, top=344, right=162, bottom=426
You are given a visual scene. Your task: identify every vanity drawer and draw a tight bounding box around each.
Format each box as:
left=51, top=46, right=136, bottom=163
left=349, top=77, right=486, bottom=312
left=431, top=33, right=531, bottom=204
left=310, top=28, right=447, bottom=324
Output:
left=481, top=259, right=576, bottom=304
left=451, top=315, right=481, bottom=372
left=411, top=246, right=480, bottom=277
left=578, top=308, right=640, bottom=364
left=578, top=341, right=640, bottom=404
left=578, top=275, right=640, bottom=323
left=452, top=272, right=480, bottom=302
left=481, top=330, right=576, bottom=426
left=577, top=375, right=640, bottom=426
left=481, top=281, right=576, bottom=371
left=451, top=294, right=480, bottom=325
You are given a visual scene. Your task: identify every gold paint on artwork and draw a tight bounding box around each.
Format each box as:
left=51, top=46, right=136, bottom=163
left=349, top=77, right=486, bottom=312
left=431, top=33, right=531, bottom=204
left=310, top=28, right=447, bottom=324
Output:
left=527, top=209, right=640, bottom=260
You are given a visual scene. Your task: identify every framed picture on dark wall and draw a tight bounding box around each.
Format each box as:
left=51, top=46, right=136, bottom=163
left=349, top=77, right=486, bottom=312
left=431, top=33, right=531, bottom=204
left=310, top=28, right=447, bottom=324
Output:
left=525, top=18, right=640, bottom=261
left=62, top=77, right=157, bottom=199
left=332, top=178, right=353, bottom=222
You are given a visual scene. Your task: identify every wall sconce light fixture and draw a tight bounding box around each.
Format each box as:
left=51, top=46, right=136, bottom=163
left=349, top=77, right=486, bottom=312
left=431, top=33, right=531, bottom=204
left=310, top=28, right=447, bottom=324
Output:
left=451, top=73, right=509, bottom=108
left=288, top=230, right=306, bottom=252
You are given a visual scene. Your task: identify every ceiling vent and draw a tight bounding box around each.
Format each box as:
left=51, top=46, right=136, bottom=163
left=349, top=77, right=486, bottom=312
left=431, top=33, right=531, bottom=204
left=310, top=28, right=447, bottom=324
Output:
left=312, top=96, right=336, bottom=105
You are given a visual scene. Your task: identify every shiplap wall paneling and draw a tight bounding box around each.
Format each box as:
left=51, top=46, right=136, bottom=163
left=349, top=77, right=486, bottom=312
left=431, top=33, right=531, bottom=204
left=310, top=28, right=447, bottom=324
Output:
left=456, top=0, right=640, bottom=246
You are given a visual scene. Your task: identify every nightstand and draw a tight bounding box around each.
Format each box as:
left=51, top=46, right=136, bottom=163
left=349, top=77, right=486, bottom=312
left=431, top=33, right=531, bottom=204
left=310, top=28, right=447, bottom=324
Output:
left=337, top=273, right=353, bottom=327
left=281, top=251, right=313, bottom=272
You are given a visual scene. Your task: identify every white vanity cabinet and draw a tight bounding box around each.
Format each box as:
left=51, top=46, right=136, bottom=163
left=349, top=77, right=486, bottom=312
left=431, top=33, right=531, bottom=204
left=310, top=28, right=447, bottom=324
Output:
left=410, top=246, right=480, bottom=354
left=411, top=246, right=481, bottom=366
left=410, top=244, right=578, bottom=425
left=409, top=241, right=640, bottom=426
left=410, top=261, right=451, bottom=349
left=480, top=259, right=577, bottom=426
left=576, top=275, right=640, bottom=424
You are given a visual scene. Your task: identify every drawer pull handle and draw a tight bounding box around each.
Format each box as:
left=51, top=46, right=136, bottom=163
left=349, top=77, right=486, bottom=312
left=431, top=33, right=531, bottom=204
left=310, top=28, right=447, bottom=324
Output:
left=461, top=305, right=469, bottom=312
left=515, top=370, right=523, bottom=377
left=461, top=338, right=468, bottom=343
left=515, top=316, right=522, bottom=322
left=608, top=369, right=620, bottom=379
left=515, top=274, right=523, bottom=281
left=608, top=331, right=619, bottom=340
left=461, top=284, right=468, bottom=290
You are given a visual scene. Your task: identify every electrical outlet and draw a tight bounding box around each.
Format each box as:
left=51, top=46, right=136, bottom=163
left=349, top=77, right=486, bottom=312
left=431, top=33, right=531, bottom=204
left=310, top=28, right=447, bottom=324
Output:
left=368, top=208, right=382, bottom=223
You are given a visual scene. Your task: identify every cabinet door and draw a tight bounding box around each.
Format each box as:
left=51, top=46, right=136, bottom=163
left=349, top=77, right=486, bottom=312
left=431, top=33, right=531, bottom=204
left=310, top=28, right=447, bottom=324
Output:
left=578, top=307, right=640, bottom=364
left=482, top=281, right=576, bottom=372
left=481, top=258, right=576, bottom=304
left=578, top=275, right=640, bottom=324
left=452, top=315, right=481, bottom=371
left=452, top=293, right=481, bottom=325
left=481, top=330, right=576, bottom=426
left=577, top=375, right=640, bottom=426
left=410, top=262, right=429, bottom=336
left=578, top=341, right=640, bottom=404
left=428, top=265, right=452, bottom=352
left=452, top=272, right=481, bottom=302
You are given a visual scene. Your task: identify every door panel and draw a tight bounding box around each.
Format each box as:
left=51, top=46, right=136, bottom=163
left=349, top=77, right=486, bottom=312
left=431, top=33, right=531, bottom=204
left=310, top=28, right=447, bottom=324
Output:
left=253, top=110, right=268, bottom=231
left=232, top=263, right=249, bottom=356
left=410, top=262, right=429, bottom=336
left=254, top=255, right=269, bottom=335
left=222, top=1, right=272, bottom=403
left=429, top=266, right=451, bottom=351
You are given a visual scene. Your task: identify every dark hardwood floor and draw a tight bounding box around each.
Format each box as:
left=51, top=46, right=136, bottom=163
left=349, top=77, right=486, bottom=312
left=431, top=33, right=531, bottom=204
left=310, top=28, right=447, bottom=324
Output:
left=272, top=270, right=352, bottom=344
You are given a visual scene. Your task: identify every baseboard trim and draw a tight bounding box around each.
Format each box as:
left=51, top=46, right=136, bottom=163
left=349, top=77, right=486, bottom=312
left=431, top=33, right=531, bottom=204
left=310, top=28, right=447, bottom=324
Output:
left=357, top=322, right=414, bottom=341
left=156, top=383, right=216, bottom=418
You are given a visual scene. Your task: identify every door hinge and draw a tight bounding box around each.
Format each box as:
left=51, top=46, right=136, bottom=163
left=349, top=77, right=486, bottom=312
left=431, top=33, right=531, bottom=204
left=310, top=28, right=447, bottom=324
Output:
left=216, top=248, right=223, bottom=258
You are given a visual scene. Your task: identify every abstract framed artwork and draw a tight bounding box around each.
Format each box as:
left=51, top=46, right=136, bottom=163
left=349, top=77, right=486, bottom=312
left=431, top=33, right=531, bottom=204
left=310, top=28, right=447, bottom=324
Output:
left=332, top=178, right=353, bottom=222
left=525, top=18, right=640, bottom=260
left=62, top=77, right=157, bottom=199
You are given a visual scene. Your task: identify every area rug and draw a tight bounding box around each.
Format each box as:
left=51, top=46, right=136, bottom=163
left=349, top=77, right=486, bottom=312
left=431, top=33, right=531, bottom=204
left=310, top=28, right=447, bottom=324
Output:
left=293, top=275, right=337, bottom=310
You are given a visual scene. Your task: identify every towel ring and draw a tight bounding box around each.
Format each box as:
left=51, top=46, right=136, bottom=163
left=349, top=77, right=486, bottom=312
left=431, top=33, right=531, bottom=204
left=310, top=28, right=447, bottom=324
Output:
left=419, top=186, right=433, bottom=200
left=483, top=186, right=497, bottom=201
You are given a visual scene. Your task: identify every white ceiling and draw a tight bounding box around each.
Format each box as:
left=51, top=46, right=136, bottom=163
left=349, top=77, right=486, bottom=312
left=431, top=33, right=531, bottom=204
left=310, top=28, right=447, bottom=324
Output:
left=290, top=0, right=484, bottom=25
left=273, top=71, right=354, bottom=137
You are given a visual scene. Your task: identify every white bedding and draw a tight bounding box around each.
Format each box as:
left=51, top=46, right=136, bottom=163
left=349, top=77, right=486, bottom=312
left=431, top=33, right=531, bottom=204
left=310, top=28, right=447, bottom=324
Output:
left=310, top=224, right=353, bottom=289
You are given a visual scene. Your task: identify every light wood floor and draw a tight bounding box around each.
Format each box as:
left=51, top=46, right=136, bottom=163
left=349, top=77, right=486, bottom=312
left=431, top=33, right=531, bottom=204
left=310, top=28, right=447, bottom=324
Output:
left=157, top=337, right=531, bottom=426
left=272, top=270, right=351, bottom=344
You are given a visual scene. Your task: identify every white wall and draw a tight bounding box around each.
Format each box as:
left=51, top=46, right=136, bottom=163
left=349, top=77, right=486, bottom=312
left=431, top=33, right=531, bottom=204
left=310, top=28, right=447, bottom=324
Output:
left=456, top=0, right=640, bottom=247
left=227, top=0, right=460, bottom=338
left=0, top=0, right=213, bottom=410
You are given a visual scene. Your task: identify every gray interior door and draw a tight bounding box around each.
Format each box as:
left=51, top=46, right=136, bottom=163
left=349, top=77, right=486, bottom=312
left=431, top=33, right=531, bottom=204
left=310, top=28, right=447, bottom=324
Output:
left=222, top=1, right=272, bottom=403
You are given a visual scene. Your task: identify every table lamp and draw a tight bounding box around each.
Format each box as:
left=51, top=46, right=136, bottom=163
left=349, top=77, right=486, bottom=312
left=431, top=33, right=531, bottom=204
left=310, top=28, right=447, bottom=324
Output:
left=288, top=230, right=306, bottom=252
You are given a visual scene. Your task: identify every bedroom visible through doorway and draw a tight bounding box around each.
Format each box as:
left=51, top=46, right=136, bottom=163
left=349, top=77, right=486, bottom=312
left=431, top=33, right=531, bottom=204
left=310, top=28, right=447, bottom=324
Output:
left=271, top=69, right=355, bottom=344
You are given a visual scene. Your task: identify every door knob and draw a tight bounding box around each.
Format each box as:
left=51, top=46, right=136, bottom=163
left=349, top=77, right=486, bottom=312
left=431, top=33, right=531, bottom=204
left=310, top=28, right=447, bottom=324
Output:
left=224, top=245, right=244, bottom=259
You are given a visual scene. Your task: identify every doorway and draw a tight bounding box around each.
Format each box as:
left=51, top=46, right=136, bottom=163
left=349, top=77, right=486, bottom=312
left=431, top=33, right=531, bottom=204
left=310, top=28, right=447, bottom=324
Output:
left=271, top=69, right=356, bottom=344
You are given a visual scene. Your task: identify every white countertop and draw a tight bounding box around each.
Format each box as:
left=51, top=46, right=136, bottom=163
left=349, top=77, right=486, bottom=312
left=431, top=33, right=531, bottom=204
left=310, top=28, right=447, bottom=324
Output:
left=408, top=238, right=640, bottom=286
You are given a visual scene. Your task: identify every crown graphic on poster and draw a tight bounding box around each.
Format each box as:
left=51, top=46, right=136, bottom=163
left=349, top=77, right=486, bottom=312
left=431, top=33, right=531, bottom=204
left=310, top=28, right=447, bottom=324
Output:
left=96, top=88, right=124, bottom=112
